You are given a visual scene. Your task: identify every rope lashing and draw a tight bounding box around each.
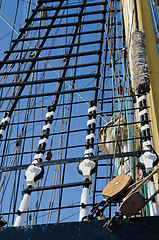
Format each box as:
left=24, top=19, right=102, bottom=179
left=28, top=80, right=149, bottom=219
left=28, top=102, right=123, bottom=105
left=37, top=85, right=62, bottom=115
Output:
left=78, top=100, right=97, bottom=177
left=33, top=105, right=55, bottom=164
left=131, top=30, right=152, bottom=149
left=138, top=94, right=152, bottom=149
left=0, top=112, right=10, bottom=139
left=84, top=100, right=97, bottom=158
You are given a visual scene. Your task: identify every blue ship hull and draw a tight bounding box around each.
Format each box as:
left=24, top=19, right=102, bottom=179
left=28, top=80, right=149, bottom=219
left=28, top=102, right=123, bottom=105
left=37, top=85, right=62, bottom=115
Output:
left=1, top=217, right=159, bottom=240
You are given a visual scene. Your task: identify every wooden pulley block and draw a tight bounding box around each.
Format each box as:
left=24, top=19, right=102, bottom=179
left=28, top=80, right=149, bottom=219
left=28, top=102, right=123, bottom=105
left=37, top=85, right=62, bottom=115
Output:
left=102, top=174, right=133, bottom=203
left=119, top=191, right=145, bottom=217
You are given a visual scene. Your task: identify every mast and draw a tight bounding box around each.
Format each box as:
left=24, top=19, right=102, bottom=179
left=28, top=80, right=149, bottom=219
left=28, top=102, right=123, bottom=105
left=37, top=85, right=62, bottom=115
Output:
left=136, top=0, right=159, bottom=202
left=122, top=0, right=159, bottom=215
left=135, top=0, right=159, bottom=159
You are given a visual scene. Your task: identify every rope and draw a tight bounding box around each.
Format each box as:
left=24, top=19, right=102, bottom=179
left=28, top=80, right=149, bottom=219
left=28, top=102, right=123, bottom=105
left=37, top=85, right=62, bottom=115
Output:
left=127, top=165, right=159, bottom=196
left=0, top=0, right=6, bottom=24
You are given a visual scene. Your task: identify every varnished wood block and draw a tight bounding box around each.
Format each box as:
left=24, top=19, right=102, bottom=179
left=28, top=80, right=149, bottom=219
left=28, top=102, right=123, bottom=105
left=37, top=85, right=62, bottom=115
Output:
left=102, top=174, right=133, bottom=202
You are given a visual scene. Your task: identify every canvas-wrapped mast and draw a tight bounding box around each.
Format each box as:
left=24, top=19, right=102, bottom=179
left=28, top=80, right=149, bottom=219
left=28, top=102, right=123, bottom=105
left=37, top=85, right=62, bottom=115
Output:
left=131, top=30, right=150, bottom=94
left=131, top=29, right=152, bottom=149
